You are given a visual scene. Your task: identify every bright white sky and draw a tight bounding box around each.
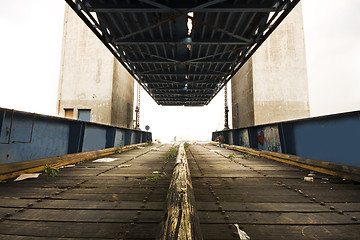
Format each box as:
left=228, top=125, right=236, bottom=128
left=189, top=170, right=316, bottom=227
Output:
left=0, top=0, right=359, bottom=142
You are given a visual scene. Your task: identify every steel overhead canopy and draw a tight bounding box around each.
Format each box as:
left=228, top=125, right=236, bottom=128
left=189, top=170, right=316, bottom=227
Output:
left=66, top=0, right=300, bottom=106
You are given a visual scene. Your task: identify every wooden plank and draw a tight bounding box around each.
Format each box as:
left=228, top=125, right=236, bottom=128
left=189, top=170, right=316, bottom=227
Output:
left=159, top=143, right=203, bottom=240
left=33, top=199, right=164, bottom=210
left=0, top=143, right=148, bottom=181
left=0, top=198, right=34, bottom=208
left=331, top=203, right=360, bottom=211
left=189, top=143, right=360, bottom=239
left=198, top=211, right=357, bottom=224
left=200, top=224, right=360, bottom=240
left=0, top=207, right=20, bottom=216
left=194, top=194, right=313, bottom=203
left=7, top=209, right=163, bottom=223
left=0, top=144, right=178, bottom=239
left=35, top=193, right=167, bottom=202
left=196, top=202, right=335, bottom=212
left=215, top=142, right=360, bottom=182
left=0, top=220, right=159, bottom=239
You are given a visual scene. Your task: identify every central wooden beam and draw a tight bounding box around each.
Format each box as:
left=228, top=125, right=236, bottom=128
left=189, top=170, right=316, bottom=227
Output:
left=159, top=143, right=203, bottom=239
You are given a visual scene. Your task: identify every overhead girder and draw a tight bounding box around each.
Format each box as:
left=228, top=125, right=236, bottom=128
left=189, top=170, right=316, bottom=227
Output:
left=66, top=0, right=300, bottom=106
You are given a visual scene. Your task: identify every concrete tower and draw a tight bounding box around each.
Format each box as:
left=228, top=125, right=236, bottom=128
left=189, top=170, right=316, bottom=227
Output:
left=57, top=5, right=134, bottom=128
left=231, top=3, right=310, bottom=128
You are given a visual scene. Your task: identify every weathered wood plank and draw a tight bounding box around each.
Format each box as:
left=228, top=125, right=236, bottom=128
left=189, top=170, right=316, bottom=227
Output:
left=33, top=199, right=164, bottom=210
left=198, top=211, right=356, bottom=224
left=159, top=143, right=203, bottom=240
left=188, top=143, right=360, bottom=239
left=196, top=202, right=336, bottom=212
left=200, top=224, right=360, bottom=240
left=7, top=209, right=163, bottom=223
left=0, top=143, right=148, bottom=181
left=0, top=221, right=159, bottom=239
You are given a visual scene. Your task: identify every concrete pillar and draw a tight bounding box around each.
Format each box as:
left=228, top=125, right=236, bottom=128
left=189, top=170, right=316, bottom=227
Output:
left=57, top=5, right=134, bottom=128
left=231, top=3, right=310, bottom=128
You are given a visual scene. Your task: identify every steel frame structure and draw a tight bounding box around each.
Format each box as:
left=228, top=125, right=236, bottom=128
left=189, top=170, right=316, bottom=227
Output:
left=66, top=0, right=300, bottom=106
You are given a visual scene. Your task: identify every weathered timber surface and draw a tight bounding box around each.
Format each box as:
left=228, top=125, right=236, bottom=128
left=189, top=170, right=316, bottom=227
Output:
left=188, top=143, right=360, bottom=240
left=215, top=142, right=360, bottom=182
left=0, top=144, right=176, bottom=239
left=0, top=143, right=148, bottom=181
left=1, top=142, right=360, bottom=239
left=159, top=143, right=203, bottom=240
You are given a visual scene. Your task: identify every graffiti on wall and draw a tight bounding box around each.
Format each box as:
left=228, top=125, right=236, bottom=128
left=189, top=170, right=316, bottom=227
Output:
left=239, top=129, right=250, bottom=148
left=257, top=125, right=282, bottom=152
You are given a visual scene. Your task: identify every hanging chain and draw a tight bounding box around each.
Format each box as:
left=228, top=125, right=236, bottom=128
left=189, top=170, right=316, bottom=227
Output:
left=224, top=83, right=229, bottom=129
left=135, top=83, right=140, bottom=129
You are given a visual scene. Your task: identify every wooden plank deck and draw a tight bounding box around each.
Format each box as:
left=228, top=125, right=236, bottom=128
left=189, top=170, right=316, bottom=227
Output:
left=0, top=144, right=175, bottom=240
left=0, top=143, right=359, bottom=239
left=188, top=144, right=360, bottom=240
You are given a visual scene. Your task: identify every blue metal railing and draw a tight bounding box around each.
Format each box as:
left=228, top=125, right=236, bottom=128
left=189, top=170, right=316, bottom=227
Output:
left=0, top=108, right=151, bottom=165
left=213, top=111, right=360, bottom=168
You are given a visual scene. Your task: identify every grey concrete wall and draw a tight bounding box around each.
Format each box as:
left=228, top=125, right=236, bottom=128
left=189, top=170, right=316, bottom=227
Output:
left=252, top=3, right=309, bottom=125
left=57, top=5, right=134, bottom=128
left=111, top=59, right=134, bottom=128
left=231, top=59, right=254, bottom=128
left=231, top=3, right=310, bottom=128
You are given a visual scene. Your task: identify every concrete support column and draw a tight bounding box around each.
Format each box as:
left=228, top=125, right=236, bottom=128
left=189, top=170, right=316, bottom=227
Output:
left=231, top=3, right=309, bottom=128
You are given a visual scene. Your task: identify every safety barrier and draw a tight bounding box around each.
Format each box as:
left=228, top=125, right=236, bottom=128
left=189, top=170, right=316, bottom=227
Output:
left=213, top=111, right=360, bottom=168
left=0, top=107, right=152, bottom=165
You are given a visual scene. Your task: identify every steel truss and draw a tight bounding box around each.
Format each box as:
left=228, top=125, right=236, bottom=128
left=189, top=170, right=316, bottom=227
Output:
left=66, top=0, right=300, bottom=106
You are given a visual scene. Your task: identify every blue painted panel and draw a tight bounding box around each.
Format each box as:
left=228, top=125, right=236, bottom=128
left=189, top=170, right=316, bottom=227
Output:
left=0, top=118, right=69, bottom=164
left=114, top=129, right=125, bottom=147
left=9, top=113, right=34, bottom=143
left=213, top=111, right=360, bottom=168
left=0, top=108, right=152, bottom=166
left=228, top=131, right=233, bottom=145
left=82, top=125, right=106, bottom=152
left=0, top=111, right=12, bottom=143
left=293, top=116, right=360, bottom=167
left=239, top=129, right=250, bottom=147
left=130, top=132, right=136, bottom=145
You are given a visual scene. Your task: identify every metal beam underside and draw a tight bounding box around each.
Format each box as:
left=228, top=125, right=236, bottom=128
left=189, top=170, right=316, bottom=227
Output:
left=65, top=0, right=300, bottom=106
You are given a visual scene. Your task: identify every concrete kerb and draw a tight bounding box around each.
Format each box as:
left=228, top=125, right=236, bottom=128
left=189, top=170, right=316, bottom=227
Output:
left=210, top=141, right=360, bottom=182
left=0, top=143, right=147, bottom=181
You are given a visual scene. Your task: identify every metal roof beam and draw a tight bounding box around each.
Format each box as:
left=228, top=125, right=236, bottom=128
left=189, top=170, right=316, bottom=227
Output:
left=150, top=88, right=214, bottom=92
left=137, top=72, right=225, bottom=77
left=139, top=71, right=225, bottom=76
left=157, top=102, right=208, bottom=105
left=138, top=0, right=252, bottom=43
left=115, top=39, right=249, bottom=45
left=90, top=7, right=275, bottom=13
left=89, top=2, right=275, bottom=13
left=146, top=82, right=214, bottom=85
left=152, top=92, right=212, bottom=97
left=128, top=59, right=233, bottom=64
